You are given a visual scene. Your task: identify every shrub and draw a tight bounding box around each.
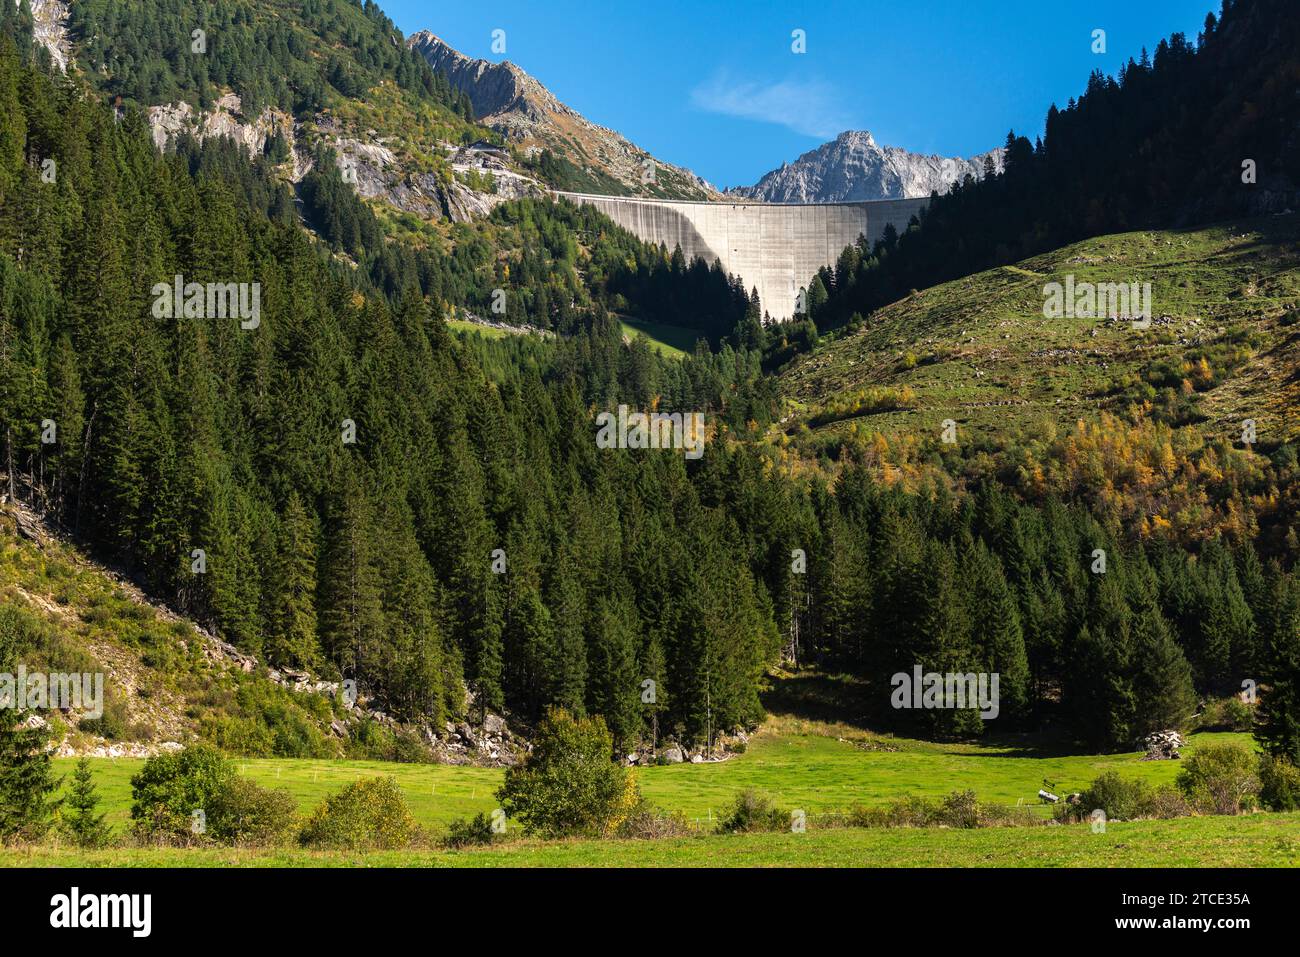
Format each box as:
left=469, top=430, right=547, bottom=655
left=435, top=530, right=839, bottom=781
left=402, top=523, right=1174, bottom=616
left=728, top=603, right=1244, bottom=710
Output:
left=1197, top=696, right=1253, bottom=732
left=1074, top=771, right=1155, bottom=821
left=615, top=798, right=691, bottom=840
left=1259, top=756, right=1300, bottom=812
left=299, top=777, right=417, bottom=850
left=496, top=708, right=638, bottom=839
left=717, top=789, right=789, bottom=833
left=1147, top=784, right=1192, bottom=819
left=975, top=802, right=1041, bottom=828
left=846, top=796, right=941, bottom=828
left=206, top=777, right=298, bottom=846
left=1176, top=742, right=1261, bottom=814
left=130, top=744, right=233, bottom=844
left=443, top=812, right=501, bottom=849
left=1223, top=697, right=1254, bottom=732
left=838, top=793, right=1038, bottom=829
left=939, top=789, right=980, bottom=828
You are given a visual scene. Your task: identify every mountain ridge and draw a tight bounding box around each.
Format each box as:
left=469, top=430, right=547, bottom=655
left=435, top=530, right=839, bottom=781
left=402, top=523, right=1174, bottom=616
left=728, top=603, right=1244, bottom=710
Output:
left=408, top=30, right=720, bottom=201
left=730, top=130, right=1003, bottom=203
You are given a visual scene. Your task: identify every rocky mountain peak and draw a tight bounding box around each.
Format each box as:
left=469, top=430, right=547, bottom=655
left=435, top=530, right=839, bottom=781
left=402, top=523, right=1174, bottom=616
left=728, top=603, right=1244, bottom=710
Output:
left=730, top=130, right=1004, bottom=203
left=408, top=30, right=719, bottom=200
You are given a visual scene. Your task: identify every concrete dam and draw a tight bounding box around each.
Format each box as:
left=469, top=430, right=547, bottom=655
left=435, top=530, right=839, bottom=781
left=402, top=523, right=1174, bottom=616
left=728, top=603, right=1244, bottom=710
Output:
left=554, top=191, right=928, bottom=321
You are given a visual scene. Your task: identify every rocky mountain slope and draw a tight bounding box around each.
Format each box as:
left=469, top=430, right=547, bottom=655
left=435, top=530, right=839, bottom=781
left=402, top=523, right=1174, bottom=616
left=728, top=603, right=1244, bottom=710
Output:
left=731, top=130, right=1003, bottom=203
left=409, top=31, right=720, bottom=201
left=0, top=502, right=527, bottom=766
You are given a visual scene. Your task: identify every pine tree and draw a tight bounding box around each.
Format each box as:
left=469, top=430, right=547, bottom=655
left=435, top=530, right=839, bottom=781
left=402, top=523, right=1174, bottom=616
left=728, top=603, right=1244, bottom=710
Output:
left=0, top=704, right=61, bottom=842
left=1130, top=606, right=1196, bottom=736
left=63, top=757, right=112, bottom=848
left=1256, top=573, right=1300, bottom=763
left=266, top=491, right=320, bottom=669
left=318, top=473, right=385, bottom=685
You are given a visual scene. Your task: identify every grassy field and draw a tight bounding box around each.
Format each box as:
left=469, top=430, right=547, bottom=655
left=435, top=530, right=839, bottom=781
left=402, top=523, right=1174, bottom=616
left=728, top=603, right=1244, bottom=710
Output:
left=6, top=813, right=1297, bottom=867
left=446, top=318, right=520, bottom=339
left=617, top=316, right=700, bottom=358
left=45, top=726, right=1254, bottom=832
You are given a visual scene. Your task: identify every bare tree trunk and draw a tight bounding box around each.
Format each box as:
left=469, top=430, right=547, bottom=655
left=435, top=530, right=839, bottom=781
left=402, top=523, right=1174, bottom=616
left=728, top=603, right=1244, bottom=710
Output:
left=74, top=401, right=96, bottom=536
left=5, top=426, right=15, bottom=503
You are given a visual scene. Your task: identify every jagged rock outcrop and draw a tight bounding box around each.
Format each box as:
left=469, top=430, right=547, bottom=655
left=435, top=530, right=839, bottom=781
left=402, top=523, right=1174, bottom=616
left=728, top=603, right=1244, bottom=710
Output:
left=147, top=94, right=298, bottom=170
left=145, top=97, right=539, bottom=223
left=408, top=30, right=719, bottom=201
left=31, top=0, right=72, bottom=73
left=730, top=130, right=1004, bottom=203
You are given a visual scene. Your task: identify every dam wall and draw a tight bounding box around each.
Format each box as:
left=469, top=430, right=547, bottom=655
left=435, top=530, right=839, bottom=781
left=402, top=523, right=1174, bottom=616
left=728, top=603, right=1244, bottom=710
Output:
left=554, top=192, right=928, bottom=321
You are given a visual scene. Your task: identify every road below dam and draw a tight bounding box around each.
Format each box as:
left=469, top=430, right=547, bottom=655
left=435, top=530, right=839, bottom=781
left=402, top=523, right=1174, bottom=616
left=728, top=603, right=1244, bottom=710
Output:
left=553, top=192, right=928, bottom=321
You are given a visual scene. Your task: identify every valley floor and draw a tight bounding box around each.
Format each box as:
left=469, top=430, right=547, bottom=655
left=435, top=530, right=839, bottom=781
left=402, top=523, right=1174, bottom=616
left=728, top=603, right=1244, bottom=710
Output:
left=5, top=813, right=1298, bottom=867
left=4, top=722, right=1290, bottom=868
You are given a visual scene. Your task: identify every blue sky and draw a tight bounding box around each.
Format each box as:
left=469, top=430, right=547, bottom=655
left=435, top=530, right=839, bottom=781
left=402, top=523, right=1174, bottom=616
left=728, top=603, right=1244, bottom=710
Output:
left=382, top=0, right=1217, bottom=189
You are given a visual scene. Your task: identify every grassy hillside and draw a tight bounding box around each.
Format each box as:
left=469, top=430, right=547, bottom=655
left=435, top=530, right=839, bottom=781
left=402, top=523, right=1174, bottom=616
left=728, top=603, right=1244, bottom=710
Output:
left=0, top=506, right=419, bottom=761
left=617, top=317, right=699, bottom=359
left=780, top=217, right=1300, bottom=448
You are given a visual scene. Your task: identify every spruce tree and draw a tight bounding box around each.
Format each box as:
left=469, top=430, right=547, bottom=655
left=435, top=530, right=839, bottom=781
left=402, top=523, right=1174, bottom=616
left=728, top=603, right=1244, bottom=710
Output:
left=0, top=705, right=61, bottom=843
left=267, top=491, right=320, bottom=669
left=1257, top=573, right=1300, bottom=763
left=63, top=757, right=112, bottom=849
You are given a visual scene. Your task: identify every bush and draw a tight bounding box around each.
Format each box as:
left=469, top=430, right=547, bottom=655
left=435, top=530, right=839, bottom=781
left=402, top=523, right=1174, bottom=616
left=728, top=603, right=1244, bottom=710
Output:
left=130, top=744, right=233, bottom=844
left=975, top=802, right=1041, bottom=828
left=206, top=777, right=298, bottom=846
left=1259, top=756, right=1300, bottom=812
left=1223, top=697, right=1254, bottom=732
left=845, top=796, right=938, bottom=828
left=939, top=789, right=980, bottom=828
left=614, top=798, right=691, bottom=840
left=717, top=789, right=789, bottom=833
left=299, top=777, right=417, bottom=850
left=1075, top=771, right=1154, bottom=821
left=1197, top=696, right=1254, bottom=732
left=1176, top=743, right=1261, bottom=814
left=496, top=708, right=638, bottom=839
left=443, top=812, right=500, bottom=849
left=1147, top=784, right=1193, bottom=819
left=835, top=792, right=1038, bottom=829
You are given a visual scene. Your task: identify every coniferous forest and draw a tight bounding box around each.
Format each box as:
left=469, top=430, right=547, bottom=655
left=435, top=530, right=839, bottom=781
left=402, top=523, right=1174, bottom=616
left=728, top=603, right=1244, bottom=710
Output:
left=803, top=0, right=1300, bottom=335
left=2, top=21, right=1300, bottom=765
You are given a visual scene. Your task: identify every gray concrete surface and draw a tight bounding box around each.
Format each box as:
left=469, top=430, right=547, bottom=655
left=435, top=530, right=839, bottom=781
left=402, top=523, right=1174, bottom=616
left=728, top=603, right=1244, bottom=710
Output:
left=554, top=192, right=928, bottom=321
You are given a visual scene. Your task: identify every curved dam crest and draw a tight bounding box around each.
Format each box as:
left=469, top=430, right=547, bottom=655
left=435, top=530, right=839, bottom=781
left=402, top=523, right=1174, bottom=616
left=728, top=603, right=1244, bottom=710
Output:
left=554, top=191, right=928, bottom=322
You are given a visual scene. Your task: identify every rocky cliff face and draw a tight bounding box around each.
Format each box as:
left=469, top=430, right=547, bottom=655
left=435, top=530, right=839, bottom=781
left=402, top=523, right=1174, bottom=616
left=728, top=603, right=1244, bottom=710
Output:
left=147, top=94, right=298, bottom=168
left=730, top=130, right=1004, bottom=203
left=30, top=0, right=72, bottom=73
left=145, top=94, right=543, bottom=224
left=408, top=31, right=719, bottom=201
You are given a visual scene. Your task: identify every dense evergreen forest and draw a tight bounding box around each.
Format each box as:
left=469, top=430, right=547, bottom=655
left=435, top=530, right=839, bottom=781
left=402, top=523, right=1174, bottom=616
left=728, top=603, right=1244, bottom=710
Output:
left=65, top=0, right=475, bottom=118
left=805, top=0, right=1300, bottom=333
left=2, top=4, right=1300, bottom=762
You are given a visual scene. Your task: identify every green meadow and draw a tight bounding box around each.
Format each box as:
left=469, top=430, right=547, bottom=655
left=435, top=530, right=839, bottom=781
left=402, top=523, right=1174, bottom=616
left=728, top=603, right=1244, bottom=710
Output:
left=44, top=727, right=1254, bottom=832
left=7, top=812, right=1297, bottom=868
left=617, top=317, right=699, bottom=358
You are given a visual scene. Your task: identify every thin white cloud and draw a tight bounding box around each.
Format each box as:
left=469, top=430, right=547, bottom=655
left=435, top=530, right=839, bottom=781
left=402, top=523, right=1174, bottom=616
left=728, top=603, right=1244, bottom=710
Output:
left=689, top=69, right=854, bottom=138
